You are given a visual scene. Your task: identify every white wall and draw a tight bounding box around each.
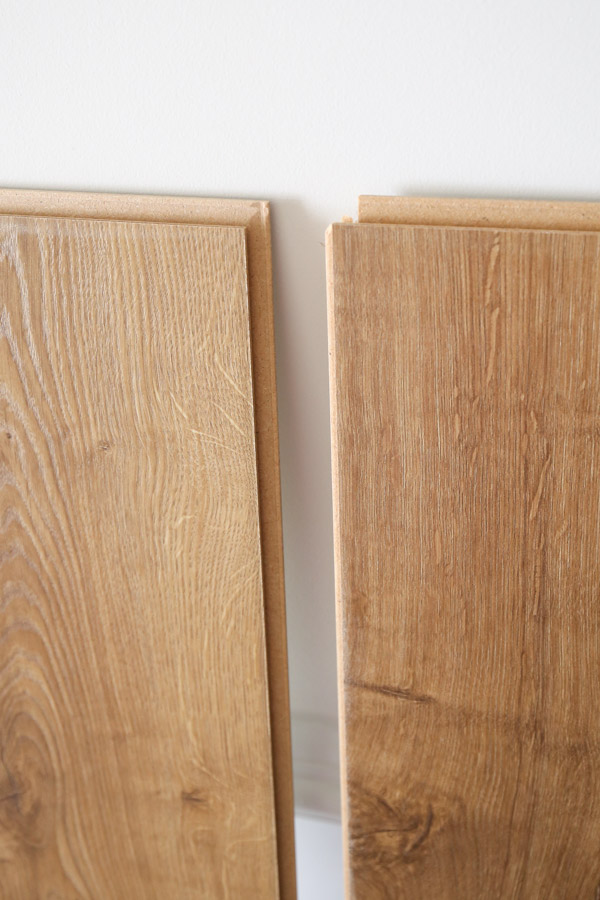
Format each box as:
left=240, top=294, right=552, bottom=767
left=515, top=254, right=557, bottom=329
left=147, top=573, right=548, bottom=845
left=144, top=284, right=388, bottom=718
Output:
left=295, top=815, right=343, bottom=900
left=2, top=0, right=599, bottom=832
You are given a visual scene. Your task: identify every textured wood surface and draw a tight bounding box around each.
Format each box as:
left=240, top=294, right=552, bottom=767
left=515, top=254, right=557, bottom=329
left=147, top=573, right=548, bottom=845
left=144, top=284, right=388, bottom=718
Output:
left=0, top=188, right=296, bottom=900
left=0, top=213, right=280, bottom=897
left=0, top=190, right=296, bottom=900
left=328, top=220, right=600, bottom=898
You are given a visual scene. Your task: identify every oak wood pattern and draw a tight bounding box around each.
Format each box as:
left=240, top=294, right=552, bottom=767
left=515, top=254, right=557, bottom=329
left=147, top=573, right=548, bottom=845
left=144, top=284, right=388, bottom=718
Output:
left=327, top=219, right=600, bottom=898
left=0, top=189, right=296, bottom=900
left=0, top=211, right=281, bottom=897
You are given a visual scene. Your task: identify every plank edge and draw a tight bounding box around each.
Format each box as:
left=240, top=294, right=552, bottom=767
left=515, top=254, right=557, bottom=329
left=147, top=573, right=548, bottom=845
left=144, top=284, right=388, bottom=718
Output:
left=358, top=195, right=600, bottom=231
left=325, top=224, right=352, bottom=899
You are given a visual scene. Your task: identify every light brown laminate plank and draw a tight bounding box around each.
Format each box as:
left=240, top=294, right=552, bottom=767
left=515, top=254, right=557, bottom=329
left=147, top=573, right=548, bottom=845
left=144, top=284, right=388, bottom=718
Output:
left=328, top=218, right=600, bottom=898
left=0, top=207, right=287, bottom=898
left=0, top=189, right=295, bottom=900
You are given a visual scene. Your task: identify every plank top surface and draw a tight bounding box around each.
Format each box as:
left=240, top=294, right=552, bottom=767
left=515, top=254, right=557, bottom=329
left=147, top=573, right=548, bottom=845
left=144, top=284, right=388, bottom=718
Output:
left=328, top=219, right=600, bottom=898
left=0, top=212, right=281, bottom=897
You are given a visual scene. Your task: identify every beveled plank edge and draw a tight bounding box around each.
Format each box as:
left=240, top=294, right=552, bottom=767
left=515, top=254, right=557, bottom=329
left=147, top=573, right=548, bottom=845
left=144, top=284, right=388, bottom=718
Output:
left=249, top=203, right=297, bottom=900
left=0, top=188, right=295, bottom=900
left=325, top=224, right=352, bottom=899
left=358, top=195, right=600, bottom=231
left=0, top=188, right=263, bottom=226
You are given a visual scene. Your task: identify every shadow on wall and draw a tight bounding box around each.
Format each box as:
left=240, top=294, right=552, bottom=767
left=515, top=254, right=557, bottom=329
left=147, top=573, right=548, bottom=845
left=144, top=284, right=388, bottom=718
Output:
left=270, top=198, right=341, bottom=819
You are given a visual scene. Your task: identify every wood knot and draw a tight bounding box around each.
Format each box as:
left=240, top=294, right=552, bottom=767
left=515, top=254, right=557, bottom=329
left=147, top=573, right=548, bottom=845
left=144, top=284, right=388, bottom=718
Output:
left=181, top=789, right=207, bottom=806
left=349, top=784, right=436, bottom=868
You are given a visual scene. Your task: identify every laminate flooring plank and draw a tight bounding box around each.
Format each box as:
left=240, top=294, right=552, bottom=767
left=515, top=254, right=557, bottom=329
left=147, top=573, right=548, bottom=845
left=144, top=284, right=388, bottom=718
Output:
left=328, top=218, right=600, bottom=898
left=0, top=212, right=282, bottom=898
left=0, top=192, right=295, bottom=900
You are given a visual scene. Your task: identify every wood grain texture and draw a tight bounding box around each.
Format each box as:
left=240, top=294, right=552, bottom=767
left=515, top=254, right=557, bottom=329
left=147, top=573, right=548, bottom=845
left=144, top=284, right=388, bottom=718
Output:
left=0, top=212, right=280, bottom=897
left=327, top=219, right=600, bottom=898
left=358, top=195, right=600, bottom=231
left=0, top=190, right=296, bottom=900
